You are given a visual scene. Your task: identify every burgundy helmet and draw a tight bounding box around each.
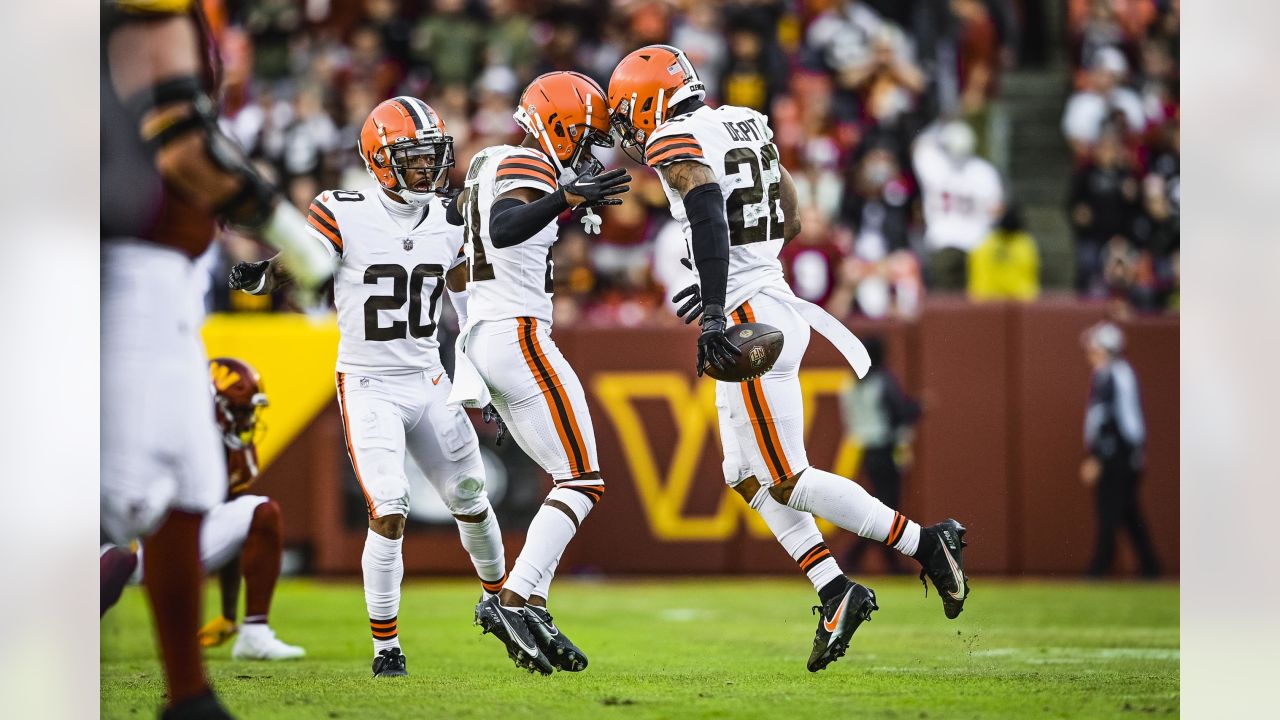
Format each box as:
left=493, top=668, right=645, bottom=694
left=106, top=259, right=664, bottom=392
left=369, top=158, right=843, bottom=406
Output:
left=209, top=357, right=268, bottom=449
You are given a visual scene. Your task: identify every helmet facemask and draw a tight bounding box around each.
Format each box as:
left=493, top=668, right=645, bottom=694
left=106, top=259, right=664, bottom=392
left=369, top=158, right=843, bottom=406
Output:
left=562, top=124, right=613, bottom=181
left=369, top=136, right=455, bottom=207
left=610, top=97, right=649, bottom=165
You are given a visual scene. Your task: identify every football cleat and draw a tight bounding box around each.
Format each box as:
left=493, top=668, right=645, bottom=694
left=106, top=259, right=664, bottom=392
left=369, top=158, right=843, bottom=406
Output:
left=474, top=596, right=553, bottom=676
left=807, top=581, right=878, bottom=672
left=231, top=624, right=305, bottom=660
left=159, top=691, right=234, bottom=719
left=523, top=605, right=587, bottom=672
left=371, top=647, right=408, bottom=677
left=198, top=616, right=238, bottom=648
left=916, top=519, right=970, bottom=619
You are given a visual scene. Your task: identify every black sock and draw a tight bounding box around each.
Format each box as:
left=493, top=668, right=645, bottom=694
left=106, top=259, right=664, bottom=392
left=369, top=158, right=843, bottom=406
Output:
left=817, top=575, right=851, bottom=604
left=913, top=526, right=938, bottom=561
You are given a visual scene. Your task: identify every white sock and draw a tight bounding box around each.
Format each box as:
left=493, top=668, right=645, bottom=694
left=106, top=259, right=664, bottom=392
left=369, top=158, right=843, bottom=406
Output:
left=362, top=528, right=403, bottom=652
left=505, top=484, right=600, bottom=600
left=455, top=501, right=507, bottom=596
left=789, top=468, right=921, bottom=557
left=531, top=554, right=561, bottom=603
left=749, top=486, right=843, bottom=592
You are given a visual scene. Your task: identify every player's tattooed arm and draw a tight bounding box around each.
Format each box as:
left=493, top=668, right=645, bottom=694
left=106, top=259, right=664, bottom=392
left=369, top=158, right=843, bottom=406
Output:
left=658, top=160, right=717, bottom=197
left=779, top=165, right=802, bottom=245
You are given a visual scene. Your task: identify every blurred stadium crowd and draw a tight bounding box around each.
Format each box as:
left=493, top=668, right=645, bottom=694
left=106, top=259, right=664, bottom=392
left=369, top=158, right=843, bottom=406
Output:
left=203, top=0, right=1178, bottom=324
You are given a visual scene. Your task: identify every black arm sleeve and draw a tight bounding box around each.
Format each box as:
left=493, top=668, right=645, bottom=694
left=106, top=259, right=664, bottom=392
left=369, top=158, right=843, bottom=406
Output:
left=685, top=182, right=730, bottom=313
left=489, top=190, right=570, bottom=248
left=445, top=191, right=464, bottom=226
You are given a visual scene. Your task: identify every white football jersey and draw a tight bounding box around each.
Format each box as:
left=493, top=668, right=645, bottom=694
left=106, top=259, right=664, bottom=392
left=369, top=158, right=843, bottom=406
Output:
left=649, top=104, right=790, bottom=312
left=305, top=188, right=465, bottom=374
left=912, top=141, right=1003, bottom=253
left=458, top=145, right=561, bottom=326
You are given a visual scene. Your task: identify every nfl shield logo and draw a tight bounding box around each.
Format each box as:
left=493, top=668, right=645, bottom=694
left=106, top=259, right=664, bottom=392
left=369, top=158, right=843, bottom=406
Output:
left=402, top=237, right=414, bottom=252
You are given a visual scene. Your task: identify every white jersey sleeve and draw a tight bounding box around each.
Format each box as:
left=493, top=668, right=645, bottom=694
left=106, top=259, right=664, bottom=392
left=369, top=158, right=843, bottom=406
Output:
left=650, top=105, right=789, bottom=312
left=492, top=148, right=559, bottom=196
left=305, top=195, right=344, bottom=259
left=461, top=146, right=560, bottom=325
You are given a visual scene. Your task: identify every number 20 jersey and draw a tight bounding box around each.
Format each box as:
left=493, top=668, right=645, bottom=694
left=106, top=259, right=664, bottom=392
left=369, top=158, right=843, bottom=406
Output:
left=305, top=189, right=465, bottom=374
left=649, top=104, right=789, bottom=312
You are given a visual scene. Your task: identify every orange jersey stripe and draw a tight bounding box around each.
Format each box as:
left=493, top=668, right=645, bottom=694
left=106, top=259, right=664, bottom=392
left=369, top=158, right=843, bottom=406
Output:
left=337, top=372, right=377, bottom=519
left=645, top=133, right=700, bottom=158
left=497, top=158, right=557, bottom=182
left=735, top=302, right=793, bottom=483
left=516, top=318, right=587, bottom=476
left=307, top=212, right=342, bottom=251
left=526, top=320, right=593, bottom=475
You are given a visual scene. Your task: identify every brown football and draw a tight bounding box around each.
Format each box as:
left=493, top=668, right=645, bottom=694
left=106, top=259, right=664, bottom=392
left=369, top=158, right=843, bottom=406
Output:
left=705, top=322, right=785, bottom=382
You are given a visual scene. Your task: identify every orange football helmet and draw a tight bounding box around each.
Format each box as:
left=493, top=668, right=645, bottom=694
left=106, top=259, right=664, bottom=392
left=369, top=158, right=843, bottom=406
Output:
left=607, top=44, right=707, bottom=165
left=358, top=96, right=454, bottom=206
left=209, top=357, right=268, bottom=450
left=513, top=72, right=613, bottom=178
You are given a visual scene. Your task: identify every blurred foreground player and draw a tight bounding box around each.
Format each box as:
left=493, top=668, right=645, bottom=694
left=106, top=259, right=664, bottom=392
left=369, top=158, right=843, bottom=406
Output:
left=448, top=72, right=630, bottom=675
left=609, top=45, right=970, bottom=672
left=101, top=359, right=306, bottom=661
left=102, top=1, right=332, bottom=716
left=229, top=98, right=508, bottom=678
left=1080, top=323, right=1161, bottom=577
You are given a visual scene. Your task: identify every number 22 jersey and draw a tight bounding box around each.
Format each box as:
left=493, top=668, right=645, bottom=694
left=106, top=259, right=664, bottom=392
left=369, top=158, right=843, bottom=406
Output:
left=305, top=188, right=465, bottom=375
left=648, top=104, right=789, bottom=312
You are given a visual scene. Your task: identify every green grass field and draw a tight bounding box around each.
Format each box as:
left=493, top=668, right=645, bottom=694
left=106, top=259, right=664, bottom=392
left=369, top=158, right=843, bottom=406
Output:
left=101, top=577, right=1178, bottom=719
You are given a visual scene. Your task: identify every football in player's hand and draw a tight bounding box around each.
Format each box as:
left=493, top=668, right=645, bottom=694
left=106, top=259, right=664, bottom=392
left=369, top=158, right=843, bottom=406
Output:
left=704, top=323, right=784, bottom=382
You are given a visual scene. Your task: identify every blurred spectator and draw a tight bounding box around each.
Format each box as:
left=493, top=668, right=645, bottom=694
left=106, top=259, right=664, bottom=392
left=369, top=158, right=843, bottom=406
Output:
left=1129, top=174, right=1178, bottom=309
left=829, top=144, right=920, bottom=318
left=1061, top=47, right=1145, bottom=158
left=913, top=120, right=1004, bottom=292
left=805, top=0, right=916, bottom=123
left=952, top=0, right=1000, bottom=154
left=840, top=336, right=920, bottom=574
left=245, top=0, right=304, bottom=81
left=1067, top=131, right=1139, bottom=295
left=671, top=3, right=728, bottom=100
left=411, top=0, right=485, bottom=87
left=781, top=205, right=846, bottom=308
left=279, top=85, right=340, bottom=181
left=363, top=0, right=412, bottom=68
left=341, top=24, right=403, bottom=100
left=719, top=23, right=788, bottom=113
left=1079, top=322, right=1161, bottom=578
left=967, top=204, right=1040, bottom=302
left=484, top=0, right=539, bottom=82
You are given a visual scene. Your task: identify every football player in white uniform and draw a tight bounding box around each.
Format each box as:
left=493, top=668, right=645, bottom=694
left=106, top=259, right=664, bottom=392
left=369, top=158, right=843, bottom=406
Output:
left=229, top=98, right=508, bottom=678
left=101, top=358, right=305, bottom=662
left=448, top=71, right=630, bottom=675
left=609, top=46, right=971, bottom=672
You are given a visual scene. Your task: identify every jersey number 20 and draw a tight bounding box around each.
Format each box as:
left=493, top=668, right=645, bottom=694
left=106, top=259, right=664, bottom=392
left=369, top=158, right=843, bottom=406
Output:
left=724, top=143, right=784, bottom=245
left=363, top=264, right=445, bottom=341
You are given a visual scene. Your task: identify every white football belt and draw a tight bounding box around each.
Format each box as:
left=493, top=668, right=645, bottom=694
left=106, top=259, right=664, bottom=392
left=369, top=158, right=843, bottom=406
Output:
left=755, top=286, right=872, bottom=379
left=446, top=320, right=493, bottom=409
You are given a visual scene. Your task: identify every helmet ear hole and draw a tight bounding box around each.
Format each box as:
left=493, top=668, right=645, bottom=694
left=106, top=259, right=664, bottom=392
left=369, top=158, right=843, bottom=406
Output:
left=640, top=97, right=653, bottom=113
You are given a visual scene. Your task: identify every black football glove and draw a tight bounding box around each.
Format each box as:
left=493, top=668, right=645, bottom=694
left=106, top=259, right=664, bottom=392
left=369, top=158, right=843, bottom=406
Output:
left=563, top=167, right=632, bottom=208
left=482, top=403, right=507, bottom=446
left=672, top=283, right=704, bottom=324
left=228, top=260, right=271, bottom=295
left=696, top=305, right=742, bottom=377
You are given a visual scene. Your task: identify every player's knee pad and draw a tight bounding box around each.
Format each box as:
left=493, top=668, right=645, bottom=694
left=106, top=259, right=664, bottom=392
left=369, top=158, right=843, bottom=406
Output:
left=444, top=468, right=490, bottom=518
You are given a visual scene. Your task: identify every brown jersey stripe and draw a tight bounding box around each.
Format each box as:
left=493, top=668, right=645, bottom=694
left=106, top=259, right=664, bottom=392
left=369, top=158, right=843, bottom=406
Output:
left=566, top=484, right=605, bottom=504
left=645, top=133, right=698, bottom=157
left=516, top=318, right=588, bottom=476
left=648, top=141, right=705, bottom=158
left=527, top=321, right=594, bottom=475
left=886, top=512, right=906, bottom=546
left=648, top=150, right=706, bottom=167
left=495, top=171, right=557, bottom=190
left=497, top=160, right=557, bottom=183
left=307, top=210, right=343, bottom=251
left=337, top=372, right=377, bottom=519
